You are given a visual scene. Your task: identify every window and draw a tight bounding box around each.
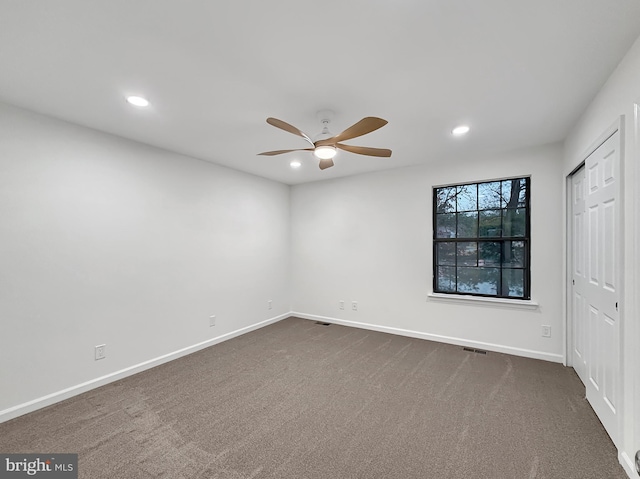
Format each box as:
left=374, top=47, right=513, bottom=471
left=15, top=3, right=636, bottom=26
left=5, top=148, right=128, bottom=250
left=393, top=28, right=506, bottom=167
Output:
left=433, top=177, right=530, bottom=299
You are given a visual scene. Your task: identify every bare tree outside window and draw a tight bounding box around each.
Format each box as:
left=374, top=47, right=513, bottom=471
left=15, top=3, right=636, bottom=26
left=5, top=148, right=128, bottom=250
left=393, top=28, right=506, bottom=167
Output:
left=433, top=177, right=530, bottom=299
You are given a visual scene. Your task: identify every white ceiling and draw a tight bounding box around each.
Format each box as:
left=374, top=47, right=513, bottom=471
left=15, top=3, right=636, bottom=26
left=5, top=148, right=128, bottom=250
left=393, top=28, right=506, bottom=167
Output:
left=1, top=1, right=639, bottom=185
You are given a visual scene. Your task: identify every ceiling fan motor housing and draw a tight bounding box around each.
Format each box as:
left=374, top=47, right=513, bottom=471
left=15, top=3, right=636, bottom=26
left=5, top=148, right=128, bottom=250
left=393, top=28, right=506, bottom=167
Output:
left=313, top=112, right=336, bottom=160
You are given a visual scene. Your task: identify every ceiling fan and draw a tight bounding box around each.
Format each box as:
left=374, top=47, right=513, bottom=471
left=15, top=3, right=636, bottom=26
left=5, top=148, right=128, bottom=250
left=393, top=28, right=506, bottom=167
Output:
left=258, top=111, right=392, bottom=170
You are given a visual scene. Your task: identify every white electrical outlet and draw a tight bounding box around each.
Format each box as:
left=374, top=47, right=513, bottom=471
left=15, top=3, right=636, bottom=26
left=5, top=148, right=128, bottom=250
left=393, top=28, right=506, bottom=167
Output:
left=267, top=300, right=272, bottom=310
left=352, top=301, right=358, bottom=311
left=339, top=300, right=344, bottom=310
left=95, top=344, right=106, bottom=360
left=209, top=315, right=216, bottom=327
left=542, top=325, right=551, bottom=338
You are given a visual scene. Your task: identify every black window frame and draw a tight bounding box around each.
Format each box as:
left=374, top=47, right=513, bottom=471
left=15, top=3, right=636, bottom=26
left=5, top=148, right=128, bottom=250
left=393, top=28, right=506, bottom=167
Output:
left=432, top=177, right=531, bottom=300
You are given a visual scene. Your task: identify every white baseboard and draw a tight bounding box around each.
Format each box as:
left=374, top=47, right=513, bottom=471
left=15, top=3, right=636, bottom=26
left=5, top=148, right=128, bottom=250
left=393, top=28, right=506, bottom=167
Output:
left=620, top=451, right=638, bottom=478
left=292, top=312, right=564, bottom=363
left=0, top=313, right=289, bottom=424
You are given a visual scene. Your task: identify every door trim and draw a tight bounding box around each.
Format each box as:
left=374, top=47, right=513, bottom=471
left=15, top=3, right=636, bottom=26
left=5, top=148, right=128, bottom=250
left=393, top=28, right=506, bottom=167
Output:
left=631, top=101, right=640, bottom=476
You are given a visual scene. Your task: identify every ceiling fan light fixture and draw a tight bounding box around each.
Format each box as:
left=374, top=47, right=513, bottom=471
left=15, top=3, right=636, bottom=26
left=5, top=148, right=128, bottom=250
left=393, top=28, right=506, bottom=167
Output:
left=314, top=145, right=337, bottom=160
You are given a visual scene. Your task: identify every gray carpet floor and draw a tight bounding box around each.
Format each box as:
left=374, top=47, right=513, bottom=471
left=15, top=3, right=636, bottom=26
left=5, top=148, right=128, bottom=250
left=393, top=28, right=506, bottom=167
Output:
left=0, top=317, right=626, bottom=478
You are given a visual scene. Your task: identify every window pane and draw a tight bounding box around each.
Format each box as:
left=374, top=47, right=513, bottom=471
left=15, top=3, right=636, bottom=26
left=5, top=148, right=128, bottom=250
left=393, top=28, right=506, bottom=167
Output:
left=479, top=242, right=501, bottom=266
left=518, top=181, right=527, bottom=207
left=437, top=266, right=456, bottom=292
left=436, top=213, right=456, bottom=238
left=456, top=242, right=477, bottom=266
left=456, top=184, right=477, bottom=211
left=499, top=178, right=524, bottom=208
left=457, top=212, right=478, bottom=238
left=457, top=267, right=499, bottom=295
left=478, top=182, right=501, bottom=209
left=479, top=209, right=501, bottom=237
left=502, top=240, right=525, bottom=267
left=502, top=208, right=526, bottom=237
left=436, top=242, right=456, bottom=266
left=436, top=187, right=457, bottom=213
left=501, top=180, right=511, bottom=208
left=502, top=269, right=524, bottom=297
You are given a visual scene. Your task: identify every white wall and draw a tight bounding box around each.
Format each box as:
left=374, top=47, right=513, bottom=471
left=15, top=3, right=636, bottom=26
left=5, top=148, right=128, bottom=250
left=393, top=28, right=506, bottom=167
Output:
left=563, top=34, right=640, bottom=478
left=0, top=103, right=291, bottom=418
left=291, top=143, right=564, bottom=362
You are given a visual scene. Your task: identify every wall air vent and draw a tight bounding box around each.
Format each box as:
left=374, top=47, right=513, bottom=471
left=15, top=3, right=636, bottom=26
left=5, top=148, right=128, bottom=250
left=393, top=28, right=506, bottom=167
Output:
left=463, top=347, right=487, bottom=355
left=315, top=322, right=331, bottom=326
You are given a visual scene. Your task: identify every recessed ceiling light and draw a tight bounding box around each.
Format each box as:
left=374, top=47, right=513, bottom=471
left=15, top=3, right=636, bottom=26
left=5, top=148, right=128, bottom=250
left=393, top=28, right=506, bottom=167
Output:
left=126, top=96, right=150, bottom=107
left=290, top=159, right=301, bottom=169
left=452, top=125, right=470, bottom=136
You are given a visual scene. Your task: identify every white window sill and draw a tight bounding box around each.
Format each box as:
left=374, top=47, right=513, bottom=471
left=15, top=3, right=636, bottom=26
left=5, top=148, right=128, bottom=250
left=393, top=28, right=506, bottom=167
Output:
left=427, top=293, right=539, bottom=310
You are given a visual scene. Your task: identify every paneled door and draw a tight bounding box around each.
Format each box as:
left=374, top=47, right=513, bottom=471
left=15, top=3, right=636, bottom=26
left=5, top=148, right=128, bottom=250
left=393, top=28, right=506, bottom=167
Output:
left=571, top=130, right=621, bottom=447
left=571, top=165, right=587, bottom=383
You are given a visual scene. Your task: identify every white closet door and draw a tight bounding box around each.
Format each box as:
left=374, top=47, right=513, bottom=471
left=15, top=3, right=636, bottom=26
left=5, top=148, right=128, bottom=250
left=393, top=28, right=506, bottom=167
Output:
left=572, top=131, right=621, bottom=447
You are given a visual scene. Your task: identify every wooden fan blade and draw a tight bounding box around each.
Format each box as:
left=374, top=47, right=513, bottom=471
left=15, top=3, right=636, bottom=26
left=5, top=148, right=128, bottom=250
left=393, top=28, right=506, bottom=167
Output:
left=319, top=158, right=334, bottom=170
left=315, top=117, right=388, bottom=146
left=258, top=148, right=314, bottom=156
left=266, top=118, right=314, bottom=146
left=336, top=144, right=392, bottom=157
